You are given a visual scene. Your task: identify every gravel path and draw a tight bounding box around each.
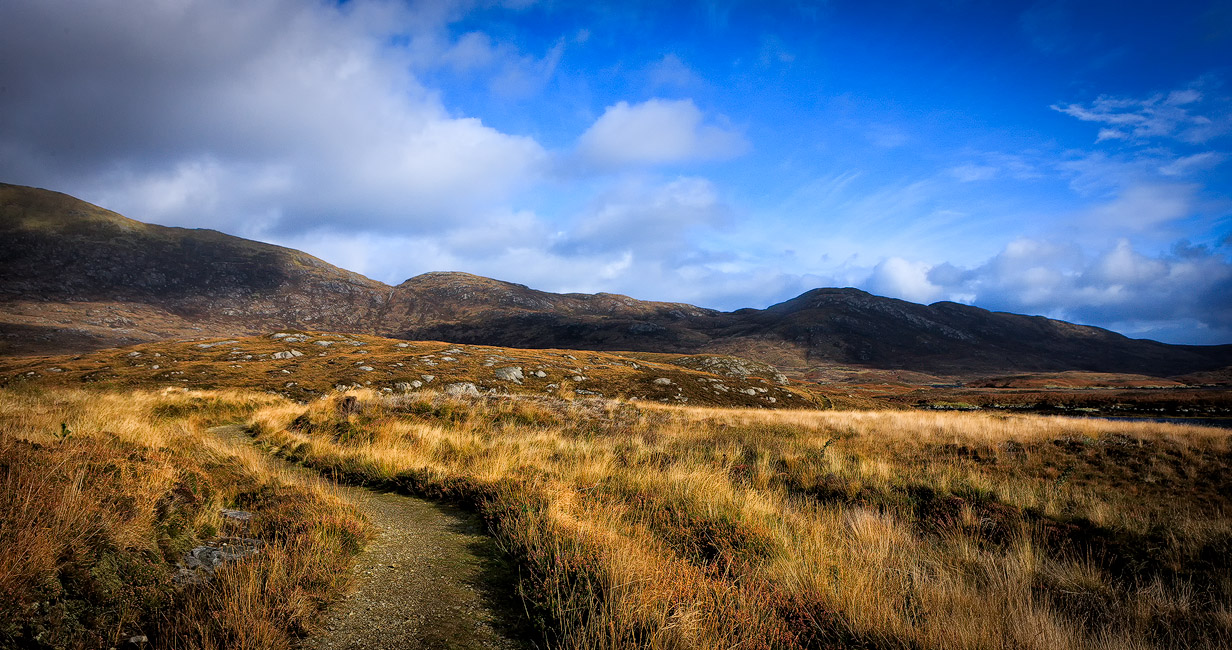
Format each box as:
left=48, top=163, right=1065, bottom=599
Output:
left=209, top=426, right=533, bottom=650
left=299, top=488, right=529, bottom=650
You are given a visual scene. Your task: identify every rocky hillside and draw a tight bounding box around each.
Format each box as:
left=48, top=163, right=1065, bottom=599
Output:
left=3, top=182, right=1230, bottom=377
left=0, top=332, right=817, bottom=409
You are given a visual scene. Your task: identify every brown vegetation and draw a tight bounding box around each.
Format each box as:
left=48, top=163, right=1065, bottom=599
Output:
left=0, top=332, right=819, bottom=409
left=0, top=388, right=370, bottom=649
left=249, top=389, right=1232, bottom=649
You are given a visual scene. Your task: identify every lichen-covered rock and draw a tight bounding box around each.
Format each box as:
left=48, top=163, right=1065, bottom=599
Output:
left=444, top=382, right=480, bottom=397
left=176, top=538, right=263, bottom=584
left=494, top=366, right=524, bottom=383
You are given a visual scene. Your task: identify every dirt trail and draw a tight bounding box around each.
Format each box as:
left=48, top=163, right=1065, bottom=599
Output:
left=210, top=426, right=531, bottom=650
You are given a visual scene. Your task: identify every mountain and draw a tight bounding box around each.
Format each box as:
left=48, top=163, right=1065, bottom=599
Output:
left=3, top=182, right=1230, bottom=377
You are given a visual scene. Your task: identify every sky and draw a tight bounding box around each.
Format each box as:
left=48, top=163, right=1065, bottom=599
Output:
left=1, top=0, right=1230, bottom=344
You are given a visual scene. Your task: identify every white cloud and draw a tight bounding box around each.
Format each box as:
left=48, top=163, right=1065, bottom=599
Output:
left=1052, top=85, right=1229, bottom=144
left=0, top=0, right=547, bottom=235
left=948, top=164, right=998, bottom=182
left=1159, top=152, right=1225, bottom=177
left=1084, top=183, right=1197, bottom=230
left=875, top=238, right=1232, bottom=343
left=553, top=175, right=726, bottom=256
left=867, top=257, right=943, bottom=303
left=577, top=99, right=748, bottom=167
left=646, top=54, right=703, bottom=90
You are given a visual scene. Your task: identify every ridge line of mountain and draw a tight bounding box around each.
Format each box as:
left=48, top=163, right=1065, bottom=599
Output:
left=3, top=181, right=1230, bottom=377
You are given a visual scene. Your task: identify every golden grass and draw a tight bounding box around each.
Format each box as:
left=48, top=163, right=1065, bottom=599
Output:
left=0, top=387, right=370, bottom=650
left=251, top=390, right=1232, bottom=650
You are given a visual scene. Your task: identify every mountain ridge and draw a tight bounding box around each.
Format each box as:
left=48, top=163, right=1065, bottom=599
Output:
left=2, top=182, right=1230, bottom=377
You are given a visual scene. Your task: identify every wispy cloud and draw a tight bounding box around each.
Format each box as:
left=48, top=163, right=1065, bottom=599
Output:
left=1051, top=86, right=1229, bottom=144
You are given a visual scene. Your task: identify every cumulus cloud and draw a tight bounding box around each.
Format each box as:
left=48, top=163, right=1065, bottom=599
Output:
left=577, top=99, right=748, bottom=167
left=867, top=258, right=944, bottom=303
left=0, top=0, right=546, bottom=235
left=875, top=238, right=1232, bottom=343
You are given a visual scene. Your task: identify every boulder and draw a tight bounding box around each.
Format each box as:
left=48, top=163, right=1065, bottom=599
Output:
left=444, top=382, right=481, bottom=397
left=494, top=366, right=524, bottom=383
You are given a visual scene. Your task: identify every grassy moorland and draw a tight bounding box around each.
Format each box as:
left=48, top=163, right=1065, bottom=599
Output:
left=0, top=388, right=369, bottom=650
left=249, top=389, right=1231, bottom=650
left=2, top=337, right=1230, bottom=649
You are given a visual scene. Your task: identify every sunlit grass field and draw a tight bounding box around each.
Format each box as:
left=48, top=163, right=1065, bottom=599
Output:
left=254, top=389, right=1231, bottom=650
left=2, top=384, right=1228, bottom=649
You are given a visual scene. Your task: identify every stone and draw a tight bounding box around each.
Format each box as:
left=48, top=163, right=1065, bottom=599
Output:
left=494, top=366, right=524, bottom=383
left=358, top=366, right=374, bottom=372
left=653, top=378, right=673, bottom=385
left=177, top=538, right=264, bottom=584
left=314, top=340, right=333, bottom=346
left=195, top=340, right=239, bottom=349
left=272, top=349, right=304, bottom=359
left=534, top=370, right=547, bottom=378
left=420, top=374, right=435, bottom=383
left=444, top=382, right=481, bottom=397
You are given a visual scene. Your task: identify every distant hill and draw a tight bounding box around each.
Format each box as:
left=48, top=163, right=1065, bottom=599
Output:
left=3, top=182, right=1230, bottom=377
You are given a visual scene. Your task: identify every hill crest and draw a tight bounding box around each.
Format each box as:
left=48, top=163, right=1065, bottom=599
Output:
left=2, top=182, right=1229, bottom=377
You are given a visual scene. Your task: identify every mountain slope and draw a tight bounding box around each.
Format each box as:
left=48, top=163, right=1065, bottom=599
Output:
left=2, top=182, right=1230, bottom=377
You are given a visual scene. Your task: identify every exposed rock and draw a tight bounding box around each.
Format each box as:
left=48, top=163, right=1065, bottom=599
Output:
left=494, top=366, right=524, bottom=383
left=272, top=349, right=304, bottom=359
left=195, top=340, right=239, bottom=349
left=420, top=374, right=435, bottom=383
left=444, top=382, right=480, bottom=397
left=534, top=370, right=547, bottom=378
left=653, top=377, right=673, bottom=385
left=177, top=537, right=263, bottom=584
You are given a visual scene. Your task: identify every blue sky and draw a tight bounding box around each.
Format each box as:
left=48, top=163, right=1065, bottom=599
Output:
left=1, top=0, right=1230, bottom=343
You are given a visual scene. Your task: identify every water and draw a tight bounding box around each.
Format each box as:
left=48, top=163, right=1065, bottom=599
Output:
left=1078, top=415, right=1232, bottom=429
